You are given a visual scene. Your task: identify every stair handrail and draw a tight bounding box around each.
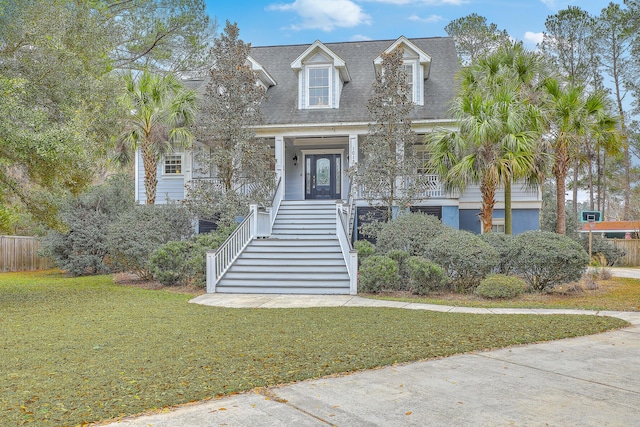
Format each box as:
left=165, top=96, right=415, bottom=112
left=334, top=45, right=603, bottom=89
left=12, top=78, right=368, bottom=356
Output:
left=345, top=178, right=356, bottom=241
left=336, top=201, right=358, bottom=295
left=269, top=176, right=283, bottom=231
left=207, top=208, right=255, bottom=293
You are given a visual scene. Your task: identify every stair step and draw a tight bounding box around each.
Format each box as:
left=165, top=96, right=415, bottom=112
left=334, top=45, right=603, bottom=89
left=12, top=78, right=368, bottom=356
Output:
left=234, top=258, right=345, bottom=266
left=239, top=252, right=344, bottom=260
left=223, top=272, right=350, bottom=281
left=215, top=284, right=350, bottom=294
left=229, top=264, right=347, bottom=273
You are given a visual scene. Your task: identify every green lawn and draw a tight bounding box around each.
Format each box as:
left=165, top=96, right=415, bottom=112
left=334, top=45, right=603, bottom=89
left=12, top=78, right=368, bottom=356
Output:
left=0, top=271, right=629, bottom=426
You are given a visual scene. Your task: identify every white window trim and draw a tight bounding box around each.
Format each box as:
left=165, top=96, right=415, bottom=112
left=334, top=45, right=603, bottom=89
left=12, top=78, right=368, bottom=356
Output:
left=403, top=60, right=423, bottom=105
left=481, top=217, right=505, bottom=234
left=305, top=64, right=332, bottom=109
left=163, top=153, right=184, bottom=176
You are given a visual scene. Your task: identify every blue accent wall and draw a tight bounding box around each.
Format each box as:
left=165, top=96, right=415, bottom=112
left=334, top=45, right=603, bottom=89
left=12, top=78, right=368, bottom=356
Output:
left=459, top=209, right=539, bottom=234
left=459, top=209, right=481, bottom=234
left=442, top=206, right=459, bottom=229
left=512, top=209, right=540, bottom=234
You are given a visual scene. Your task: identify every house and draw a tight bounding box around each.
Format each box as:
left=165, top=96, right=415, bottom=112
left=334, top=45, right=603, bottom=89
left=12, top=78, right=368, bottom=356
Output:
left=135, top=36, right=542, bottom=294
left=580, top=221, right=640, bottom=239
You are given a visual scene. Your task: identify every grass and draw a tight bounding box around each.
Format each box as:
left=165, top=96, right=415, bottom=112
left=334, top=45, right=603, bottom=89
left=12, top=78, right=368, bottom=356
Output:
left=0, top=271, right=629, bottom=426
left=368, top=276, right=640, bottom=312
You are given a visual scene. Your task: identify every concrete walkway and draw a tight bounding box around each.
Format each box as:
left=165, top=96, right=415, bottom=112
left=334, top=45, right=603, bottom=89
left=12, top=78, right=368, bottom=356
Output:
left=103, top=270, right=640, bottom=426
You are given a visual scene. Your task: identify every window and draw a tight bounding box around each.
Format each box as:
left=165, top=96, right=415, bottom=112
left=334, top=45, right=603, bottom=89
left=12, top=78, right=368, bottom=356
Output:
left=307, top=66, right=330, bottom=107
left=164, top=154, right=182, bottom=175
left=488, top=218, right=505, bottom=234
left=403, top=63, right=414, bottom=103
left=415, top=149, right=430, bottom=174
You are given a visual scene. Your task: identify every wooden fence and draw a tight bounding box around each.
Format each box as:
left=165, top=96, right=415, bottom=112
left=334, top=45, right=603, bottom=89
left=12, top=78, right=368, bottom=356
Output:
left=0, top=236, right=52, bottom=272
left=609, top=239, right=640, bottom=267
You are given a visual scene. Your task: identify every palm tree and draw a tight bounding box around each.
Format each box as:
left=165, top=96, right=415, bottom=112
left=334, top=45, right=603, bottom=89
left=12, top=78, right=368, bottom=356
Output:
left=542, top=77, right=613, bottom=234
left=426, top=43, right=545, bottom=234
left=115, top=69, right=197, bottom=204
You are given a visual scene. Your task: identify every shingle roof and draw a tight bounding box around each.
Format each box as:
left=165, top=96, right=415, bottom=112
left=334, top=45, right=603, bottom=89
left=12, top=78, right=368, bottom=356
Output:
left=250, top=37, right=459, bottom=126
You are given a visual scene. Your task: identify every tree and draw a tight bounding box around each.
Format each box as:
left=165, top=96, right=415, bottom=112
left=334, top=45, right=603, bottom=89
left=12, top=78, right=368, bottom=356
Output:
left=185, top=21, right=274, bottom=226
left=539, top=6, right=601, bottom=213
left=427, top=44, right=545, bottom=234
left=115, top=69, right=197, bottom=204
left=542, top=78, right=612, bottom=234
left=540, top=6, right=597, bottom=87
left=0, top=0, right=119, bottom=228
left=0, top=0, right=216, bottom=226
left=104, top=0, right=217, bottom=75
left=353, top=46, right=420, bottom=222
left=593, top=2, right=636, bottom=220
left=444, top=13, right=511, bottom=66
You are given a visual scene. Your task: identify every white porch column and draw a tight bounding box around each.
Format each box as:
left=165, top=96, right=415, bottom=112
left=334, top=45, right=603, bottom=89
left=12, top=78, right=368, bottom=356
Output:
left=348, top=134, right=358, bottom=167
left=275, top=135, right=285, bottom=182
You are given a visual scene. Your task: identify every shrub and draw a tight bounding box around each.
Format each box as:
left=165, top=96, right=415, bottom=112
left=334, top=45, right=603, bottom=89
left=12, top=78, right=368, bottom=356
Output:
left=108, top=203, right=194, bottom=279
left=359, top=255, right=400, bottom=293
left=354, top=240, right=376, bottom=266
left=149, top=240, right=194, bottom=286
left=425, top=229, right=498, bottom=293
left=149, top=226, right=235, bottom=287
left=375, top=212, right=449, bottom=256
left=480, top=233, right=517, bottom=274
left=576, top=234, right=625, bottom=266
left=407, top=256, right=448, bottom=295
left=476, top=274, right=525, bottom=299
left=512, top=231, right=589, bottom=292
left=39, top=174, right=134, bottom=276
left=387, top=249, right=410, bottom=288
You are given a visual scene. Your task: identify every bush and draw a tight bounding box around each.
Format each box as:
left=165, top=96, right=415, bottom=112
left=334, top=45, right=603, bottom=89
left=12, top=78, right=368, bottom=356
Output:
left=149, top=226, right=236, bottom=287
left=512, top=231, right=589, bottom=292
left=387, top=249, right=410, bottom=288
left=108, top=203, right=194, bottom=279
left=476, top=274, right=525, bottom=299
left=407, top=257, right=448, bottom=295
left=354, top=240, right=376, bottom=266
left=425, top=229, right=498, bottom=293
left=359, top=255, right=400, bottom=293
left=375, top=212, right=449, bottom=256
left=576, top=234, right=625, bottom=266
left=480, top=233, right=517, bottom=274
left=39, top=174, right=134, bottom=276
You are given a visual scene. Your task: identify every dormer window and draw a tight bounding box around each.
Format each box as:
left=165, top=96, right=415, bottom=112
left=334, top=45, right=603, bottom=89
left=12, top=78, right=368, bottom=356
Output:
left=375, top=36, right=431, bottom=106
left=308, top=66, right=330, bottom=107
left=291, top=40, right=351, bottom=110
left=403, top=62, right=415, bottom=103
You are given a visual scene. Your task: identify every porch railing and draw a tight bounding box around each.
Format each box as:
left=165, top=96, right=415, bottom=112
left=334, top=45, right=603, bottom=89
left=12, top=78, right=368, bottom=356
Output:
left=336, top=201, right=358, bottom=295
left=206, top=210, right=254, bottom=293
left=356, top=174, right=443, bottom=199
left=190, top=176, right=260, bottom=196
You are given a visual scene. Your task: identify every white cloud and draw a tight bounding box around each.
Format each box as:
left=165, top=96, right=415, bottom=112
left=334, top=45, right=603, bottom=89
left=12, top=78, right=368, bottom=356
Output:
left=267, top=0, right=372, bottom=31
left=351, top=34, right=373, bottom=41
left=409, top=14, right=444, bottom=23
left=524, top=31, right=544, bottom=46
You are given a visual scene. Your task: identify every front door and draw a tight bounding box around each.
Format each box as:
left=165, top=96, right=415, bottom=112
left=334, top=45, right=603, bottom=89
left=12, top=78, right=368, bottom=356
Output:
left=305, top=154, right=342, bottom=200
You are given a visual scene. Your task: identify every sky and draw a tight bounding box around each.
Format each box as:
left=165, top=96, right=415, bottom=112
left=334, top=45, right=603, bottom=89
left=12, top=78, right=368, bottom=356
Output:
left=205, top=0, right=613, bottom=48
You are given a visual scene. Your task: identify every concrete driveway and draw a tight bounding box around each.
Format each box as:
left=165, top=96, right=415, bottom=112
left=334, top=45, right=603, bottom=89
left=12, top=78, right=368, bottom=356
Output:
left=102, top=294, right=640, bottom=427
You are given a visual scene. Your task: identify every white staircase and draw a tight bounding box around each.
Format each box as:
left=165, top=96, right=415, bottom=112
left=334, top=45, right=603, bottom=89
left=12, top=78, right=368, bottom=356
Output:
left=214, top=201, right=351, bottom=294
